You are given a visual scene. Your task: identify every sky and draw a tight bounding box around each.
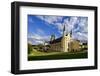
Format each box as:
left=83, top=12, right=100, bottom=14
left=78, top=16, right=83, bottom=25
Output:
left=28, top=15, right=88, bottom=45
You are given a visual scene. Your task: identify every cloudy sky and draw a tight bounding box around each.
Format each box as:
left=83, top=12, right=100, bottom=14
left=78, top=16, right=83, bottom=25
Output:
left=28, top=15, right=88, bottom=45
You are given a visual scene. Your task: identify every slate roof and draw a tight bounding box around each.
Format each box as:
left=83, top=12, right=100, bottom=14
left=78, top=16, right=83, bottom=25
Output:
left=50, top=37, right=62, bottom=44
left=49, top=34, right=69, bottom=44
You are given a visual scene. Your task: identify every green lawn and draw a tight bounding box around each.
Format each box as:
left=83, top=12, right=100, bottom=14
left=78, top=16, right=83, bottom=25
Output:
left=28, top=49, right=88, bottom=61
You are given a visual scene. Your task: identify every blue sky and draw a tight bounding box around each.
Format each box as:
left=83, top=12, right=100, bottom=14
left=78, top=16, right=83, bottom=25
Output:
left=28, top=15, right=88, bottom=45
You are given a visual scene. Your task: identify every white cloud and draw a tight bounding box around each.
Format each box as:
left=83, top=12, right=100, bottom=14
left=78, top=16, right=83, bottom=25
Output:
left=28, top=30, right=50, bottom=45
left=72, top=32, right=87, bottom=41
left=36, top=28, right=45, bottom=35
left=77, top=17, right=88, bottom=32
left=36, top=15, right=63, bottom=28
left=73, top=17, right=88, bottom=41
left=28, top=17, right=34, bottom=23
left=35, top=15, right=88, bottom=41
left=28, top=38, right=44, bottom=45
left=36, top=16, right=44, bottom=21
left=28, top=32, right=49, bottom=41
left=36, top=15, right=63, bottom=24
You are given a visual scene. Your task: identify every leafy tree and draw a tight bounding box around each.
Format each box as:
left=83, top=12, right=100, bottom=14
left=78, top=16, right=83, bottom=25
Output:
left=28, top=44, right=33, bottom=54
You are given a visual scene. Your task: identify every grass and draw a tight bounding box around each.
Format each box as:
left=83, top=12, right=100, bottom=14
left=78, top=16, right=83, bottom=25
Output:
left=29, top=48, right=70, bottom=56
left=28, top=49, right=88, bottom=61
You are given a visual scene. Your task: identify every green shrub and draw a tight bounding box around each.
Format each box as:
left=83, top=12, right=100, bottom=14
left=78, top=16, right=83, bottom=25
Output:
left=28, top=44, right=33, bottom=54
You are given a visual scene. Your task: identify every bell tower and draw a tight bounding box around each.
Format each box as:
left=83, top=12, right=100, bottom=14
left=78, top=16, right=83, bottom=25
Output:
left=61, top=24, right=68, bottom=52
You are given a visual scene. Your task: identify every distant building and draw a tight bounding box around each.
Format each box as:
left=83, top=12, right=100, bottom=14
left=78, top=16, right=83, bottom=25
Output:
left=49, top=24, right=81, bottom=52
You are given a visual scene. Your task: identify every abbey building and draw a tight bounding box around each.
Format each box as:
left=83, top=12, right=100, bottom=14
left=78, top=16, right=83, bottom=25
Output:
left=49, top=24, right=80, bottom=52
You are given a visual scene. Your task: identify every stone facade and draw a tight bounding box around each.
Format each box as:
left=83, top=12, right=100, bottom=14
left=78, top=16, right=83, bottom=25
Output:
left=49, top=24, right=80, bottom=52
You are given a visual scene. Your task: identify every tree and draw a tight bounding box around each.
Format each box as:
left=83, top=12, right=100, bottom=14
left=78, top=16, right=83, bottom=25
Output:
left=28, top=44, right=33, bottom=54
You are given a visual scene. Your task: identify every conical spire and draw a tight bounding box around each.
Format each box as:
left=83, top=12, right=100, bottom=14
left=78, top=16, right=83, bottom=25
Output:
left=63, top=24, right=65, bottom=32
left=63, top=24, right=66, bottom=36
left=50, top=34, right=55, bottom=41
left=70, top=30, right=72, bottom=37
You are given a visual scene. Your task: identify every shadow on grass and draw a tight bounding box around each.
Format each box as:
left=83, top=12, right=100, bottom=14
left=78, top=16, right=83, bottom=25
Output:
left=28, top=51, right=88, bottom=61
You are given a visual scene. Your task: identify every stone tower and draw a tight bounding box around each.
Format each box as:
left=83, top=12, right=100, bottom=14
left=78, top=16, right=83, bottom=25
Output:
left=50, top=34, right=55, bottom=41
left=61, top=24, right=71, bottom=52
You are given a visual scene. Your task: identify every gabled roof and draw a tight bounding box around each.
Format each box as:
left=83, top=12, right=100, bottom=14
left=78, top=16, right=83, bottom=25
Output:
left=50, top=37, right=62, bottom=44
left=49, top=34, right=70, bottom=44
